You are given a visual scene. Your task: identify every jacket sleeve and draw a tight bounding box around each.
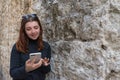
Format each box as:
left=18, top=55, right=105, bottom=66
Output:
left=41, top=43, right=51, bottom=74
left=10, top=44, right=28, bottom=79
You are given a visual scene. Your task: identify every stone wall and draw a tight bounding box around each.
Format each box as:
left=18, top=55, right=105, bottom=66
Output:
left=0, top=0, right=120, bottom=80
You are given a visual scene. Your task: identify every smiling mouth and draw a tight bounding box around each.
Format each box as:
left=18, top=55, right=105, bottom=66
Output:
left=32, top=35, right=36, bottom=37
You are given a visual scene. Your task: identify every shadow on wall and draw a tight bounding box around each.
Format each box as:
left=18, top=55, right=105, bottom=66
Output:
left=0, top=71, right=2, bottom=80
left=0, top=64, right=3, bottom=80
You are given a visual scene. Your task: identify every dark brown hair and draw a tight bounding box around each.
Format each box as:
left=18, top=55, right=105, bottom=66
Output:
left=16, top=14, right=43, bottom=53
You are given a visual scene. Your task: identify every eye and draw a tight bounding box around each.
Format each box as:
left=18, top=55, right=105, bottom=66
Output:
left=26, top=28, right=31, bottom=31
left=34, top=26, right=39, bottom=29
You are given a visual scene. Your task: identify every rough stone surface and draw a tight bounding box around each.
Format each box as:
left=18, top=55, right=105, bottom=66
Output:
left=0, top=0, right=120, bottom=80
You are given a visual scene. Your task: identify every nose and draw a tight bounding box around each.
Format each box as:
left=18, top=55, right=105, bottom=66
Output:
left=31, top=29, right=36, bottom=33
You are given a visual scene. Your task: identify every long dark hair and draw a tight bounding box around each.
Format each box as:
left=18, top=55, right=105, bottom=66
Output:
left=16, top=14, right=43, bottom=53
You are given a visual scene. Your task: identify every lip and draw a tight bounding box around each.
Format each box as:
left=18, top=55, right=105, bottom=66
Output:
left=30, top=34, right=39, bottom=39
left=31, top=35, right=37, bottom=38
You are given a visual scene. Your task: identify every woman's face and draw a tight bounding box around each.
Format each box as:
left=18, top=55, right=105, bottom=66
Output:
left=25, top=21, right=40, bottom=40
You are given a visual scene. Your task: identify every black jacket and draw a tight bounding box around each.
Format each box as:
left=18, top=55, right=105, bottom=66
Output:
left=10, top=40, right=51, bottom=80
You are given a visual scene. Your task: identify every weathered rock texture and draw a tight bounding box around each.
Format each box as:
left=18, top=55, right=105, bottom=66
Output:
left=0, top=0, right=120, bottom=80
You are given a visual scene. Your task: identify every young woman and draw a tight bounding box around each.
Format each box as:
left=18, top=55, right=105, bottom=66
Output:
left=10, top=14, right=51, bottom=80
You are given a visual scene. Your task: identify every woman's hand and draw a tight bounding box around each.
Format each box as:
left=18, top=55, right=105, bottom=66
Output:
left=25, top=58, right=43, bottom=72
left=42, top=57, right=50, bottom=66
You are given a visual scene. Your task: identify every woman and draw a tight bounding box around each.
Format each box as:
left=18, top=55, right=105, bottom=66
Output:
left=10, top=14, right=51, bottom=80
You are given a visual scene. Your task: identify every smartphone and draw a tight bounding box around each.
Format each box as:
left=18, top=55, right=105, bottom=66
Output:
left=29, top=52, right=41, bottom=63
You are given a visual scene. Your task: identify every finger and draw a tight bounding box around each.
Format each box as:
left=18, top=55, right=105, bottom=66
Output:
left=44, top=57, right=48, bottom=60
left=33, top=59, right=43, bottom=68
left=45, top=58, right=49, bottom=62
left=26, top=59, right=31, bottom=63
left=44, top=62, right=50, bottom=66
left=41, top=58, right=43, bottom=61
left=47, top=58, right=49, bottom=61
left=44, top=57, right=47, bottom=60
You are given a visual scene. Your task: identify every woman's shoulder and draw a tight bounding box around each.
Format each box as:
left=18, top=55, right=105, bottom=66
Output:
left=11, top=43, right=19, bottom=52
left=11, top=43, right=18, bottom=53
left=11, top=43, right=16, bottom=49
left=43, top=41, right=50, bottom=48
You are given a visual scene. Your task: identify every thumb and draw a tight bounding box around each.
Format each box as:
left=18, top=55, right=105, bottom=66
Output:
left=26, top=59, right=31, bottom=63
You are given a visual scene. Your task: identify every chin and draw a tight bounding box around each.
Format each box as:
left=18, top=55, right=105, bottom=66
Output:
left=29, top=35, right=39, bottom=40
left=32, top=38, right=38, bottom=40
left=30, top=37, right=38, bottom=40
